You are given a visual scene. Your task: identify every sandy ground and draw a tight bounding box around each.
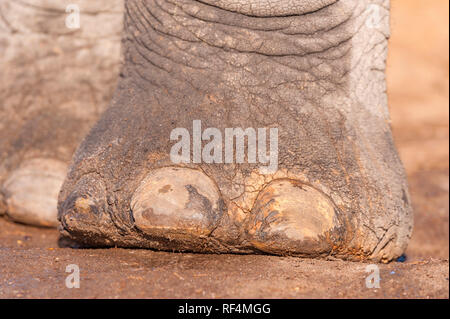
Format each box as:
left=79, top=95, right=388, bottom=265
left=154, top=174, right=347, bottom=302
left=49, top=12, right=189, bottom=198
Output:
left=0, top=0, right=448, bottom=298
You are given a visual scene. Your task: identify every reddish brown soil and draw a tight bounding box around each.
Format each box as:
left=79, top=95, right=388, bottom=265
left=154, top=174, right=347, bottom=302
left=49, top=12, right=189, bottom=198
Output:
left=0, top=0, right=448, bottom=298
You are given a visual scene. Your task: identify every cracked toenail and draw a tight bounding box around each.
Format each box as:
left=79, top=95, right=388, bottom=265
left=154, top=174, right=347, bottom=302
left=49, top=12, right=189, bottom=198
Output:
left=248, top=179, right=340, bottom=254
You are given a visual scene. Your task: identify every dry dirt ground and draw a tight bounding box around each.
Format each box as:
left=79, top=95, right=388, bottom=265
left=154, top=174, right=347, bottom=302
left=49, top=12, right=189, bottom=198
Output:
left=0, top=0, right=448, bottom=299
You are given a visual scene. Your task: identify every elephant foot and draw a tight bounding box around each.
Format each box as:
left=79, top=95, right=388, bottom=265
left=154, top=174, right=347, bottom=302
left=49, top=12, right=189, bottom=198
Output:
left=0, top=1, right=123, bottom=226
left=61, top=166, right=342, bottom=256
left=58, top=0, right=413, bottom=262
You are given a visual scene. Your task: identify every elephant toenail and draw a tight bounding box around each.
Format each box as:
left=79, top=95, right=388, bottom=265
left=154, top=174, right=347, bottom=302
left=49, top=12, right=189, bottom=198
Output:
left=248, top=179, right=340, bottom=255
left=2, top=158, right=67, bottom=227
left=131, top=167, right=224, bottom=242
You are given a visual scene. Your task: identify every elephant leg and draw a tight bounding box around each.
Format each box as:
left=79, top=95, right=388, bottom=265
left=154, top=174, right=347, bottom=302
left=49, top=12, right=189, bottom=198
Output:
left=0, top=0, right=123, bottom=226
left=58, top=0, right=413, bottom=262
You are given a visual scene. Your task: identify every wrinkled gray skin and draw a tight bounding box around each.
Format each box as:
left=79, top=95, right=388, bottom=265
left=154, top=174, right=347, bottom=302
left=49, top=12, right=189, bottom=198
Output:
left=53, top=0, right=414, bottom=262
left=0, top=0, right=123, bottom=226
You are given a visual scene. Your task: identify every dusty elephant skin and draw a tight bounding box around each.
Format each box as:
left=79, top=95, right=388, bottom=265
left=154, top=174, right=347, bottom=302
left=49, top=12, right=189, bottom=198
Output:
left=58, top=0, right=413, bottom=262
left=0, top=0, right=123, bottom=226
